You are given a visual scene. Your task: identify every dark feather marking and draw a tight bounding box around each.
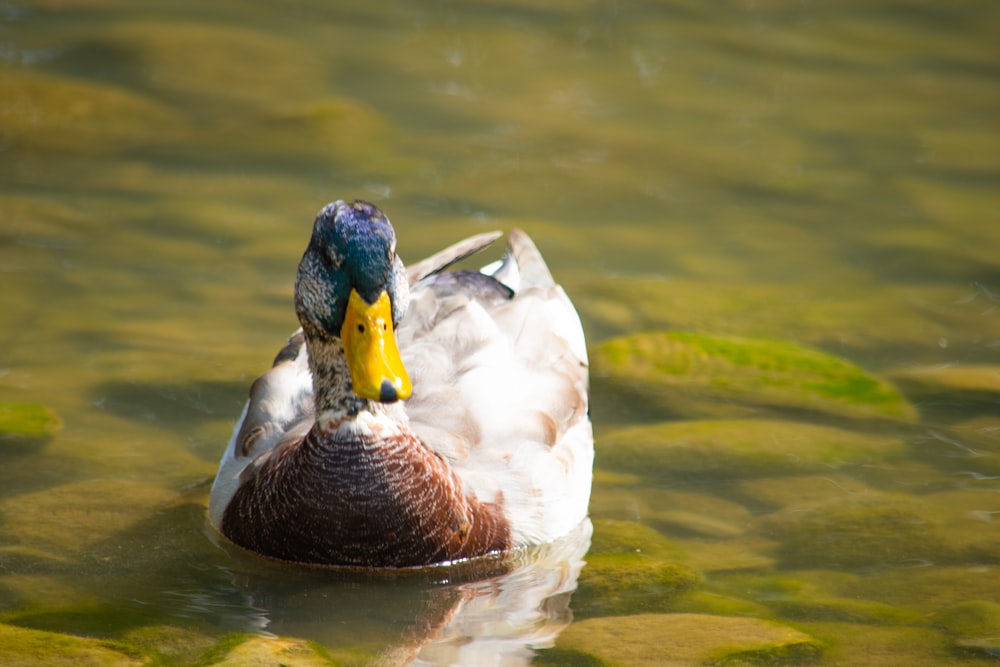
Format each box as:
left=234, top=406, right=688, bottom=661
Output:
left=425, top=270, right=513, bottom=305
left=405, top=231, right=502, bottom=285
left=272, top=330, right=305, bottom=365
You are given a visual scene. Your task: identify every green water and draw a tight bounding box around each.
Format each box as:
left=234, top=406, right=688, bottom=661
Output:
left=1, top=1, right=998, bottom=665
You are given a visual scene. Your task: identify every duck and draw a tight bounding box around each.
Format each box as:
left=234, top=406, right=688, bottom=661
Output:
left=208, top=199, right=593, bottom=568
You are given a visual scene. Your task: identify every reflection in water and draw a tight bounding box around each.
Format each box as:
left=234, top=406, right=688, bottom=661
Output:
left=215, top=520, right=591, bottom=666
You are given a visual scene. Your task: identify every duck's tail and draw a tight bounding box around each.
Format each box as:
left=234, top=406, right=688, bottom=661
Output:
left=488, top=228, right=555, bottom=292
left=406, top=231, right=502, bottom=286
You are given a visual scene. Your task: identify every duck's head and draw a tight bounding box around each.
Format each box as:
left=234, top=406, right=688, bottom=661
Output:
left=295, top=200, right=412, bottom=404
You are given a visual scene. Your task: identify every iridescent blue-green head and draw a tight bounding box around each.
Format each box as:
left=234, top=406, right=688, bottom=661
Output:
left=295, top=200, right=411, bottom=403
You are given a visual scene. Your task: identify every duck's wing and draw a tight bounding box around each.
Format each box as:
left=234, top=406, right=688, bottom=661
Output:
left=405, top=231, right=503, bottom=286
left=399, top=230, right=593, bottom=547
left=208, top=331, right=314, bottom=528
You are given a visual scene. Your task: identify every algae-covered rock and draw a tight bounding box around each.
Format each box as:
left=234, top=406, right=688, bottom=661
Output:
left=886, top=364, right=1000, bottom=401
left=0, top=622, right=141, bottom=667
left=544, top=613, right=822, bottom=666
left=593, top=331, right=917, bottom=422
left=0, top=479, right=177, bottom=553
left=737, top=474, right=873, bottom=511
left=921, top=489, right=1000, bottom=564
left=573, top=552, right=702, bottom=619
left=226, top=99, right=404, bottom=173
left=588, top=518, right=684, bottom=560
left=599, top=419, right=907, bottom=481
left=670, top=589, right=771, bottom=618
left=591, top=487, right=752, bottom=538
left=96, top=20, right=325, bottom=112
left=842, top=565, right=1000, bottom=616
left=120, top=624, right=219, bottom=666
left=670, top=537, right=777, bottom=573
left=774, top=593, right=926, bottom=626
left=946, top=416, right=1000, bottom=475
left=0, top=403, right=62, bottom=448
left=203, top=635, right=337, bottom=667
left=0, top=74, right=185, bottom=155
left=933, top=600, right=1000, bottom=658
left=706, top=569, right=924, bottom=626
left=759, top=495, right=952, bottom=569
left=575, top=519, right=701, bottom=618
left=797, top=621, right=960, bottom=667
left=0, top=573, right=94, bottom=612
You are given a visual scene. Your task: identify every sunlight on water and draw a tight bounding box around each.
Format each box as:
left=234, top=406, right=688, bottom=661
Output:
left=1, top=1, right=999, bottom=665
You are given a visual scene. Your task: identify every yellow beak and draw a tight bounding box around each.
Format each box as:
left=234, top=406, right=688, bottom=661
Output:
left=340, top=289, right=412, bottom=403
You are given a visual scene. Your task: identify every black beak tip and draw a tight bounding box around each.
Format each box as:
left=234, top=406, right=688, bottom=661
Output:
left=379, top=379, right=399, bottom=403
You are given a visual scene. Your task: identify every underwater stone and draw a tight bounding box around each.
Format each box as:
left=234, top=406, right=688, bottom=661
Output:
left=886, top=364, right=1000, bottom=400
left=0, top=479, right=178, bottom=554
left=670, top=537, right=777, bottom=573
left=547, top=613, right=822, bottom=667
left=922, top=489, right=1000, bottom=564
left=705, top=569, right=924, bottom=627
left=120, top=624, right=218, bottom=666
left=575, top=519, right=701, bottom=619
left=593, top=331, right=917, bottom=422
left=0, top=403, right=62, bottom=449
left=204, top=635, right=338, bottom=667
left=737, top=474, right=873, bottom=511
left=759, top=495, right=953, bottom=570
left=796, top=621, right=961, bottom=667
left=95, top=21, right=325, bottom=112
left=588, top=518, right=685, bottom=560
left=0, top=74, right=184, bottom=155
left=591, top=487, right=752, bottom=538
left=0, top=622, right=140, bottom=667
left=599, top=419, right=907, bottom=481
left=572, top=552, right=702, bottom=619
left=841, top=565, right=1000, bottom=616
left=933, top=600, right=1000, bottom=658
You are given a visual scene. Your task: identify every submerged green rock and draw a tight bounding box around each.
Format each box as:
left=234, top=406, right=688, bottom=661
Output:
left=0, top=479, right=178, bottom=554
left=591, top=487, right=753, bottom=538
left=593, top=331, right=917, bottom=422
left=0, top=403, right=62, bottom=448
left=886, top=364, right=1000, bottom=401
left=573, top=553, right=702, bottom=619
left=203, top=635, right=339, bottom=667
left=574, top=519, right=701, bottom=618
left=0, top=622, right=140, bottom=667
left=934, top=600, right=1000, bottom=658
left=588, top=518, right=685, bottom=560
left=0, top=73, right=185, bottom=155
left=599, top=419, right=907, bottom=481
left=798, top=621, right=961, bottom=667
left=760, top=496, right=952, bottom=570
left=543, top=613, right=823, bottom=666
left=706, top=569, right=926, bottom=627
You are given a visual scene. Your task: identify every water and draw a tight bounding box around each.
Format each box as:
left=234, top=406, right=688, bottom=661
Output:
left=1, top=1, right=998, bottom=665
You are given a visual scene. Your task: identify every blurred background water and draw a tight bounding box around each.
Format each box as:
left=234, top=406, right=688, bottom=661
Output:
left=1, top=1, right=998, bottom=665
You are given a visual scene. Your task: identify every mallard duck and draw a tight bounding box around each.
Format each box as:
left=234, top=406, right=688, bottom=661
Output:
left=209, top=200, right=592, bottom=568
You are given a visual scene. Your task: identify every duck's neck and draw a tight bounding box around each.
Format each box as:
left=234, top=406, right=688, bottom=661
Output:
left=305, top=334, right=373, bottom=417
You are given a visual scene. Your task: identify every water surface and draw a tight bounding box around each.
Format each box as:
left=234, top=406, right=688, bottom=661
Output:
left=1, top=1, right=998, bottom=665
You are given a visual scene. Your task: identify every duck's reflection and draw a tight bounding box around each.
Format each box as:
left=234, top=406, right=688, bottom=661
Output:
left=221, top=519, right=592, bottom=666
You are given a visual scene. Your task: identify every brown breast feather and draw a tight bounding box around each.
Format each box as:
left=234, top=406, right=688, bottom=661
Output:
left=221, top=428, right=512, bottom=568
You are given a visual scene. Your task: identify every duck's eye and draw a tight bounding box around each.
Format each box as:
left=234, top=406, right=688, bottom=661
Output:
left=357, top=323, right=365, bottom=333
